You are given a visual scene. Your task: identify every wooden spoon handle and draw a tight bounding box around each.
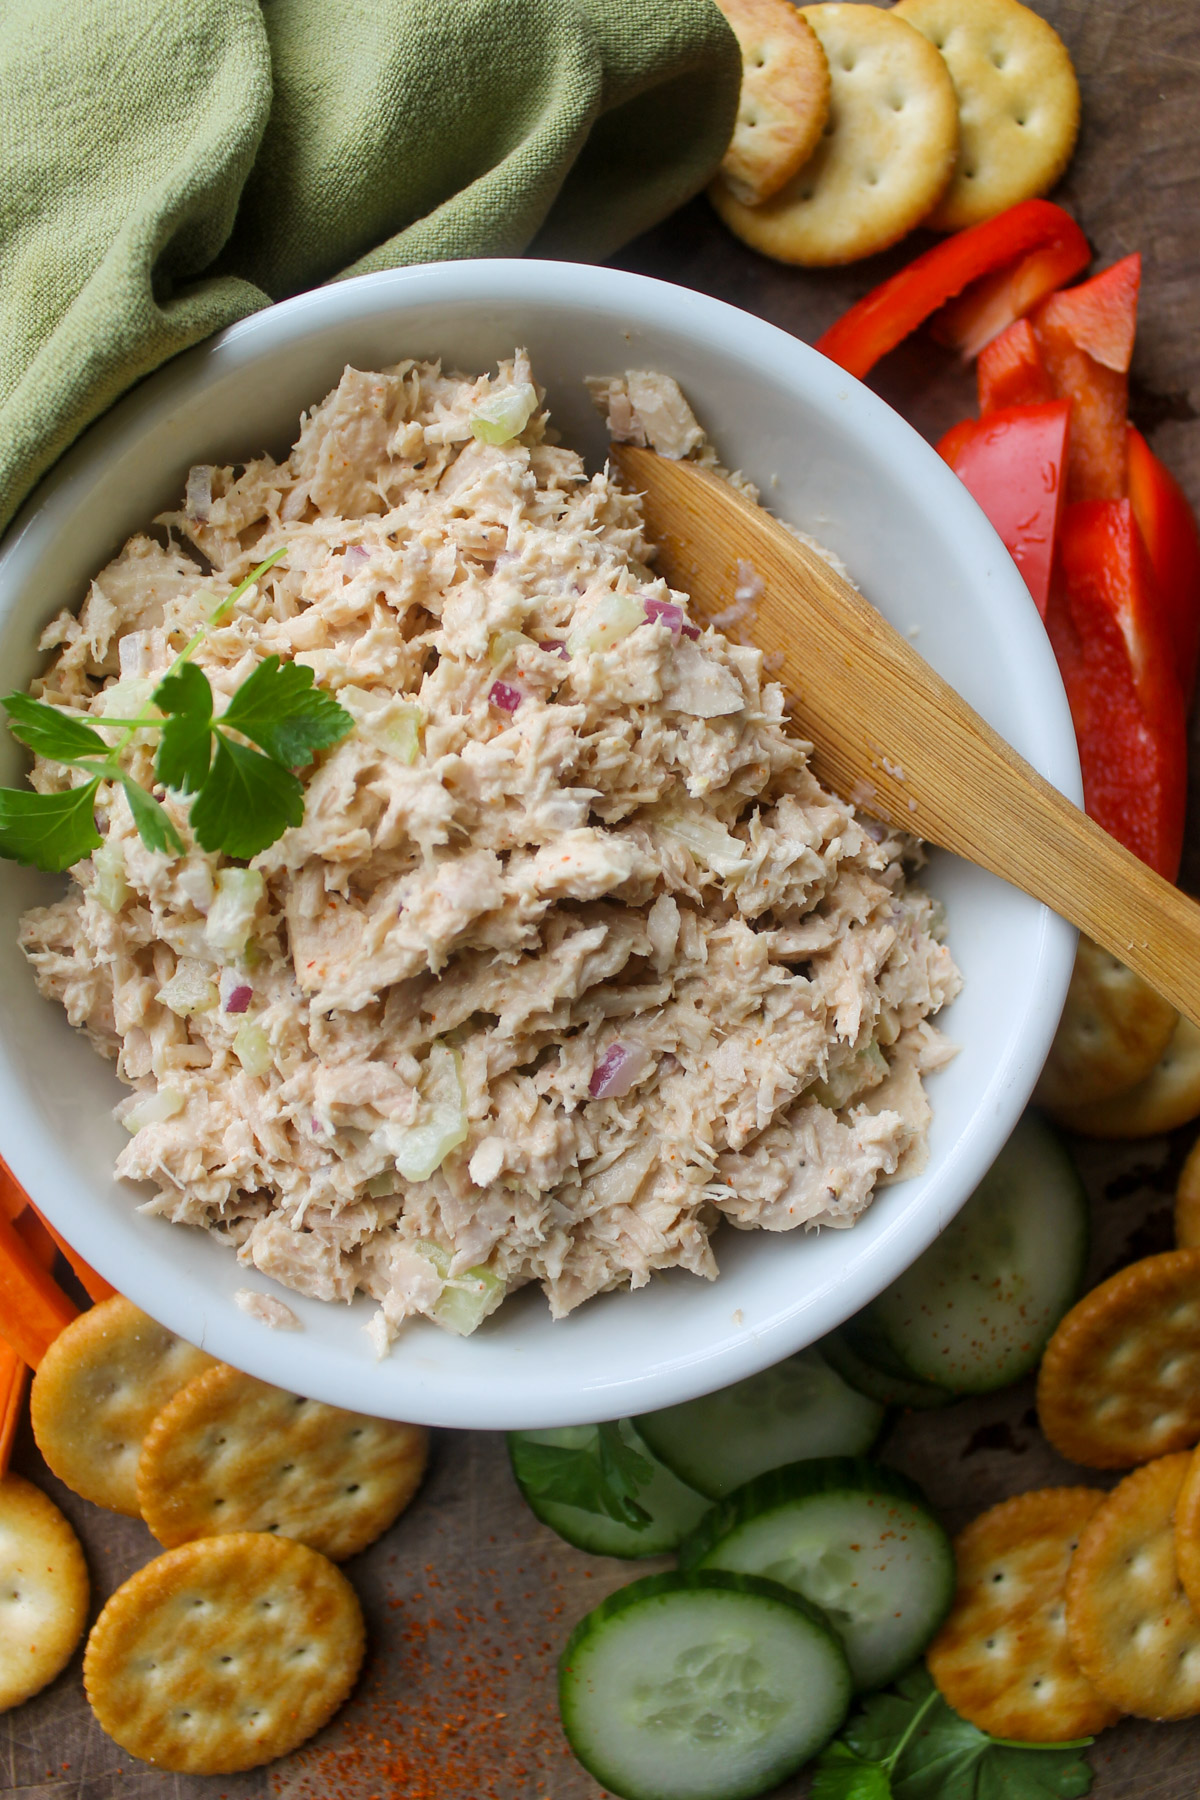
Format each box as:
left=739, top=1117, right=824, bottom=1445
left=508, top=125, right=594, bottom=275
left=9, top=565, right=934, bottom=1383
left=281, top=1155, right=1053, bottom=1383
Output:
left=612, top=443, right=1200, bottom=1026
left=915, top=716, right=1200, bottom=1023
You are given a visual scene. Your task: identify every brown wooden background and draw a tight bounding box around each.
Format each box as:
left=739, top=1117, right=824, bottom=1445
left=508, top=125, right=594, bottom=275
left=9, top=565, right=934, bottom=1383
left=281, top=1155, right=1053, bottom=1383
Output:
left=7, top=2, right=1200, bottom=1793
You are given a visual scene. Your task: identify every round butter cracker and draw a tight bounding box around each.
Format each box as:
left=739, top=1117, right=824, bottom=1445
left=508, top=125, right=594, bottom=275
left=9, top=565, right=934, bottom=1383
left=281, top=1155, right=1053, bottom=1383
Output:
left=1065, top=1454, right=1200, bottom=1720
left=138, top=1362, right=429, bottom=1561
left=893, top=0, right=1080, bottom=231
left=711, top=0, right=831, bottom=206
left=83, top=1532, right=364, bottom=1772
left=30, top=1295, right=214, bottom=1515
left=1176, top=1132, right=1200, bottom=1249
left=1037, top=1249, right=1200, bottom=1469
left=927, top=1487, right=1121, bottom=1740
left=1035, top=935, right=1178, bottom=1115
left=0, top=1473, right=90, bottom=1712
left=1048, top=1016, right=1200, bottom=1140
left=710, top=3, right=959, bottom=265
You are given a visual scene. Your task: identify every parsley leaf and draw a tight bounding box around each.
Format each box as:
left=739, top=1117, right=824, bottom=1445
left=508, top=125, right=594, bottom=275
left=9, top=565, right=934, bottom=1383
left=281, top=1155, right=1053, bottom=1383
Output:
left=509, top=1424, right=655, bottom=1529
left=1, top=543, right=355, bottom=870
left=0, top=778, right=102, bottom=870
left=189, top=734, right=304, bottom=860
left=813, top=1741, right=894, bottom=1800
left=833, top=1668, right=1093, bottom=1800
left=120, top=776, right=184, bottom=858
left=154, top=663, right=215, bottom=793
left=220, top=655, right=353, bottom=767
left=2, top=694, right=110, bottom=765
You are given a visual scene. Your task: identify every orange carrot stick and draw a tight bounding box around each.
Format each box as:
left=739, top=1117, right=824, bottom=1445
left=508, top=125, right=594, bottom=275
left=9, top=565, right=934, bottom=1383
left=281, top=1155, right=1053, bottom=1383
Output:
left=0, top=1206, right=78, bottom=1367
left=14, top=1207, right=58, bottom=1272
left=0, top=1341, right=28, bottom=1476
left=0, top=1162, right=22, bottom=1222
left=0, top=1157, right=116, bottom=1303
left=28, top=1207, right=116, bottom=1303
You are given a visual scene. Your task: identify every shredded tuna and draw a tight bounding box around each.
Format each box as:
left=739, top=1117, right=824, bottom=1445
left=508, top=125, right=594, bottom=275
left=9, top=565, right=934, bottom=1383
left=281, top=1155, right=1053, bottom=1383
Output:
left=18, top=353, right=960, bottom=1347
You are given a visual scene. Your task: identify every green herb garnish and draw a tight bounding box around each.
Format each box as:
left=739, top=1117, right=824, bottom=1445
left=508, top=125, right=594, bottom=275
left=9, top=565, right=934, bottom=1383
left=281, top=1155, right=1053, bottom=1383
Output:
left=814, top=1667, right=1094, bottom=1800
left=0, top=551, right=353, bottom=871
left=509, top=1424, right=657, bottom=1530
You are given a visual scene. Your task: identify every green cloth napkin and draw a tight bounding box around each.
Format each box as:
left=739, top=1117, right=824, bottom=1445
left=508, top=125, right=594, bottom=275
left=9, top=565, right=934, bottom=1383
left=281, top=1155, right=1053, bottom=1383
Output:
left=0, top=0, right=739, bottom=536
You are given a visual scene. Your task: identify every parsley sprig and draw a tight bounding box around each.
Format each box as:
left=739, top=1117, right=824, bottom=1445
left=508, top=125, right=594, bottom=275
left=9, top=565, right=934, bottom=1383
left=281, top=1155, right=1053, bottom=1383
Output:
left=509, top=1425, right=657, bottom=1530
left=814, top=1666, right=1094, bottom=1800
left=0, top=550, right=353, bottom=871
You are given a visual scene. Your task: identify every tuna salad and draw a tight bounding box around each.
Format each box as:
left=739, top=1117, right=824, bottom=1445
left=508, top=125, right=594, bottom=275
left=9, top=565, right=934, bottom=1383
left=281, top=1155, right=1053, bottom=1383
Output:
left=17, top=354, right=960, bottom=1348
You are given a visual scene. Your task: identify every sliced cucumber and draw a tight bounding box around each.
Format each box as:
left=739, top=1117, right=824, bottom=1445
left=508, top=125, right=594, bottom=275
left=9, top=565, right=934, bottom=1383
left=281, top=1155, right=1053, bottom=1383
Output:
left=508, top=1420, right=709, bottom=1557
left=855, top=1111, right=1088, bottom=1393
left=559, top=1570, right=852, bottom=1800
left=681, top=1457, right=954, bottom=1692
left=633, top=1348, right=884, bottom=1501
left=818, top=1327, right=955, bottom=1412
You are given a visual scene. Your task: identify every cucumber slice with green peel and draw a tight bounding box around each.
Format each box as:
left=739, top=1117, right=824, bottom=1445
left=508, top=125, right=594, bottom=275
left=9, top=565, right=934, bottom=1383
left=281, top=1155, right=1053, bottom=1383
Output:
left=681, top=1457, right=954, bottom=1692
left=558, top=1570, right=852, bottom=1800
left=507, top=1420, right=709, bottom=1557
left=855, top=1111, right=1088, bottom=1394
left=633, top=1348, right=884, bottom=1500
left=818, top=1327, right=955, bottom=1412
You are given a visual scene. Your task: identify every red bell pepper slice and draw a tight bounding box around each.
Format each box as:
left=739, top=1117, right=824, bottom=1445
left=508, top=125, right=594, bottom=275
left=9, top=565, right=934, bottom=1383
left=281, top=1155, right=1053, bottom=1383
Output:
left=932, top=231, right=1092, bottom=362
left=1045, top=498, right=1186, bottom=880
left=937, top=402, right=1069, bottom=617
left=1128, top=424, right=1200, bottom=703
left=1033, top=256, right=1140, bottom=504
left=1037, top=253, right=1141, bottom=372
left=814, top=200, right=1090, bottom=381
left=977, top=319, right=1054, bottom=414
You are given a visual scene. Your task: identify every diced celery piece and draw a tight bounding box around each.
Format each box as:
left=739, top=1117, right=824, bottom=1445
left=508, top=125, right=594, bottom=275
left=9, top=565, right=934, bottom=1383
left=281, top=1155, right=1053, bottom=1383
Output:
left=470, top=382, right=538, bottom=446
left=205, top=868, right=265, bottom=957
left=809, top=1040, right=889, bottom=1110
left=366, top=1171, right=397, bottom=1199
left=657, top=812, right=747, bottom=879
left=233, top=1020, right=272, bottom=1077
left=97, top=676, right=156, bottom=723
left=92, top=838, right=128, bottom=914
left=488, top=630, right=534, bottom=671
left=414, top=1239, right=451, bottom=1278
left=341, top=686, right=422, bottom=766
left=566, top=590, right=647, bottom=657
left=435, top=1265, right=506, bottom=1336
left=412, top=1239, right=505, bottom=1336
left=391, top=1042, right=468, bottom=1182
left=123, top=1087, right=185, bottom=1133
left=157, top=960, right=218, bottom=1017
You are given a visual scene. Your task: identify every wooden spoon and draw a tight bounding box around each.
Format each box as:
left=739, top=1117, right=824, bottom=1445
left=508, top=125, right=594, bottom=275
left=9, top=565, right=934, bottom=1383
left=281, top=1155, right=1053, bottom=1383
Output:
left=612, top=442, right=1200, bottom=1028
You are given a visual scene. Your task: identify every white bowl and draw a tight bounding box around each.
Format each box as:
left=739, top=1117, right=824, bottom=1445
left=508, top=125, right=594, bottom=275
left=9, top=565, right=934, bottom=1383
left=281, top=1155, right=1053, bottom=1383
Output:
left=0, top=260, right=1080, bottom=1428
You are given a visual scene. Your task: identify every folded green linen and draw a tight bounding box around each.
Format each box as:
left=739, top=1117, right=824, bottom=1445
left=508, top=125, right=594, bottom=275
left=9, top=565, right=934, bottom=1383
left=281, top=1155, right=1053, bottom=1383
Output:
left=0, top=0, right=738, bottom=535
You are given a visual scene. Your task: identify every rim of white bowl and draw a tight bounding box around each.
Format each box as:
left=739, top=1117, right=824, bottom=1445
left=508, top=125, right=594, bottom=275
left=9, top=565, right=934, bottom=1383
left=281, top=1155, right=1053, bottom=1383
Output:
left=0, top=259, right=1080, bottom=1427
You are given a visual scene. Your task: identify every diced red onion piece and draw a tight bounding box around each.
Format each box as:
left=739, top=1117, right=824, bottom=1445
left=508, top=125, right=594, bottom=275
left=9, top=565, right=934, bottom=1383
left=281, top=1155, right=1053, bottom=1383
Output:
left=643, top=598, right=684, bottom=636
left=489, top=681, right=523, bottom=713
left=346, top=544, right=370, bottom=562
left=643, top=597, right=700, bottom=640
left=220, top=967, right=253, bottom=1013
left=588, top=1041, right=654, bottom=1099
left=539, top=640, right=570, bottom=660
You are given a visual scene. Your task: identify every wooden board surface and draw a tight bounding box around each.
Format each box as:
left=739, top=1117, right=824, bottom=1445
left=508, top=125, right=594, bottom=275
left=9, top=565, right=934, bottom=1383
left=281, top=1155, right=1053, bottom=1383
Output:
left=7, top=1, right=1200, bottom=1793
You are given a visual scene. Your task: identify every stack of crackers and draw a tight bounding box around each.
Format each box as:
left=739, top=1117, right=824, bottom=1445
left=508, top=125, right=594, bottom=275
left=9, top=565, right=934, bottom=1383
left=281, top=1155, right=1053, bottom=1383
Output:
left=928, top=1212, right=1200, bottom=1735
left=1, top=1295, right=428, bottom=1773
left=710, top=0, right=1079, bottom=264
left=1037, top=935, right=1200, bottom=1141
